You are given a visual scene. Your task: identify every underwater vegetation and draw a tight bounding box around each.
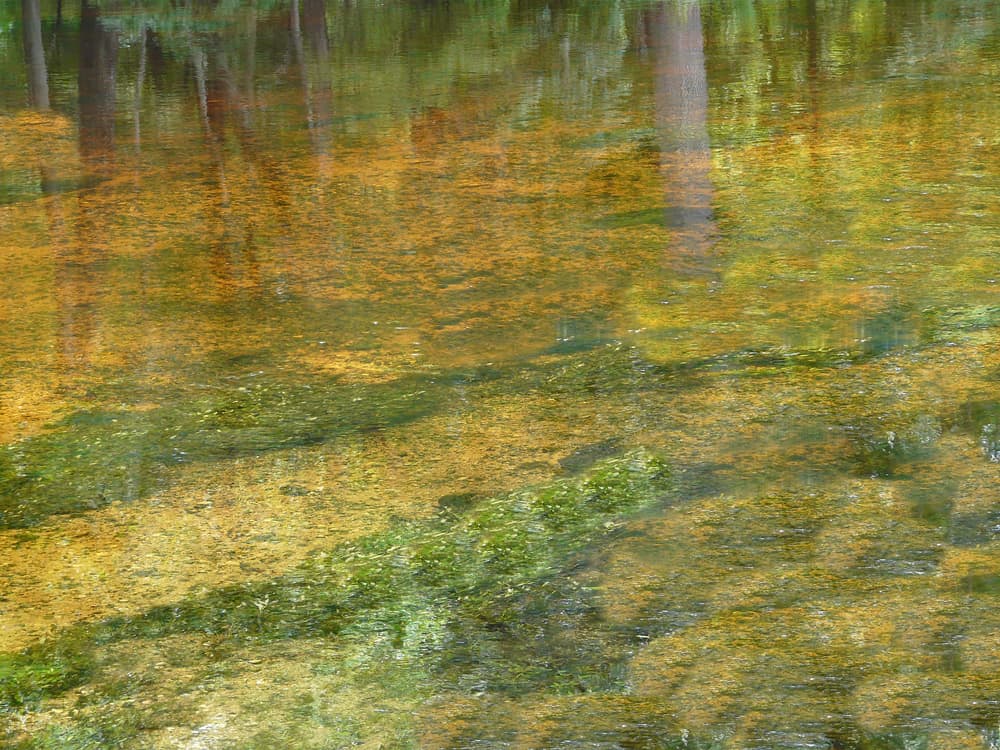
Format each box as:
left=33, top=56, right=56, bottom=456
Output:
left=1, top=451, right=673, bottom=747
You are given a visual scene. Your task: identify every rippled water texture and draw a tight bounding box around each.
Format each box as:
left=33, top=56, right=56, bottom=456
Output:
left=1, top=0, right=999, bottom=746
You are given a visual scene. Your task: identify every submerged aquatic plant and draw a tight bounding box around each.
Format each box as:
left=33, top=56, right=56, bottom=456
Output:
left=1, top=450, right=672, bottom=746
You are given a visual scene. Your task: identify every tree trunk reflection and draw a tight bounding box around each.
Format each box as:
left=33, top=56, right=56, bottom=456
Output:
left=52, top=0, right=118, bottom=370
left=21, top=0, right=49, bottom=109
left=78, top=0, right=117, bottom=169
left=650, top=0, right=715, bottom=266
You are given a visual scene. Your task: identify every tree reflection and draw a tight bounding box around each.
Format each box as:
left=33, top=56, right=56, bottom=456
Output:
left=298, top=0, right=332, bottom=152
left=50, top=0, right=117, bottom=371
left=78, top=0, right=117, bottom=170
left=21, top=0, right=48, bottom=109
left=190, top=38, right=265, bottom=298
left=649, top=0, right=716, bottom=266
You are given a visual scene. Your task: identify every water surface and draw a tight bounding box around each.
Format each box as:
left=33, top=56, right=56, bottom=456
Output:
left=1, top=0, right=999, bottom=746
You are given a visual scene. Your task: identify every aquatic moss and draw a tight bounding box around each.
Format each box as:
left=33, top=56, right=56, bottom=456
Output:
left=7, top=313, right=973, bottom=536
left=0, top=329, right=924, bottom=533
left=0, top=450, right=671, bottom=727
left=0, top=374, right=444, bottom=529
left=0, top=639, right=94, bottom=711
left=921, top=304, right=1000, bottom=344
left=0, top=344, right=676, bottom=531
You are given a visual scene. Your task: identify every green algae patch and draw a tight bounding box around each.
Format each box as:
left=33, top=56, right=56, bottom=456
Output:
left=0, top=374, right=444, bottom=530
left=1, top=450, right=671, bottom=746
left=0, top=640, right=95, bottom=711
left=119, top=448, right=671, bottom=644
left=0, top=343, right=681, bottom=532
left=921, top=304, right=1000, bottom=344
